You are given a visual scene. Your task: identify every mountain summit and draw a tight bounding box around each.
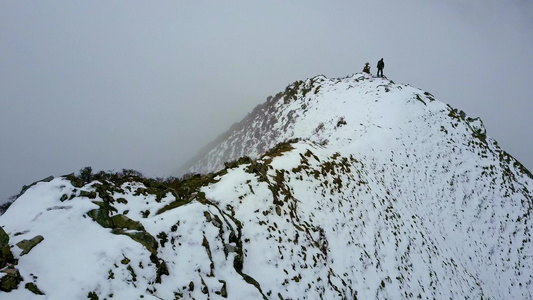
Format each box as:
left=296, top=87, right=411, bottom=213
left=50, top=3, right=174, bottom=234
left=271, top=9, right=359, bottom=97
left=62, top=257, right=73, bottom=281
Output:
left=182, top=73, right=496, bottom=176
left=1, top=73, right=532, bottom=299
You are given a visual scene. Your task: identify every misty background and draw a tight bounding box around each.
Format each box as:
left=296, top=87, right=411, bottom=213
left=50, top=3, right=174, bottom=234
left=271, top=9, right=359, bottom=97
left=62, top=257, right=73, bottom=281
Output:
left=1, top=1, right=532, bottom=204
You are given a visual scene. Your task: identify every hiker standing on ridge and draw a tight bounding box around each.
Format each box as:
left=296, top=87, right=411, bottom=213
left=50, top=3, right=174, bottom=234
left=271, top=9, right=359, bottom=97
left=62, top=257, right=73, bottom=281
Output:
left=377, top=58, right=384, bottom=77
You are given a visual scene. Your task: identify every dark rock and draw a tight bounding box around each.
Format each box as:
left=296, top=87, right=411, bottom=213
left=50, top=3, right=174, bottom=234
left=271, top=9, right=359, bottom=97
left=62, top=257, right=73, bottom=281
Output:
left=0, top=227, right=15, bottom=269
left=16, top=235, right=44, bottom=256
left=0, top=267, right=23, bottom=292
left=25, top=282, right=45, bottom=295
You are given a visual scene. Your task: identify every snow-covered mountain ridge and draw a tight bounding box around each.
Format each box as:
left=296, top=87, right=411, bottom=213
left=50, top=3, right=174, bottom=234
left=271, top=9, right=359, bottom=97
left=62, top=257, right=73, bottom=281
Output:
left=1, top=73, right=532, bottom=299
left=182, top=73, right=514, bottom=176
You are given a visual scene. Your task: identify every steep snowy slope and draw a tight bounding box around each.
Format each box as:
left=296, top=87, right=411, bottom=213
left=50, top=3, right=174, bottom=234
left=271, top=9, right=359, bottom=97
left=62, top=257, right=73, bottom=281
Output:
left=1, top=73, right=532, bottom=299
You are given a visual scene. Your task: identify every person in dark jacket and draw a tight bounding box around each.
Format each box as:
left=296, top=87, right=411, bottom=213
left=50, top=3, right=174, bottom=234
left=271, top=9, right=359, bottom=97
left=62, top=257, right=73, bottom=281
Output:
left=376, top=58, right=384, bottom=77
left=363, top=62, right=371, bottom=74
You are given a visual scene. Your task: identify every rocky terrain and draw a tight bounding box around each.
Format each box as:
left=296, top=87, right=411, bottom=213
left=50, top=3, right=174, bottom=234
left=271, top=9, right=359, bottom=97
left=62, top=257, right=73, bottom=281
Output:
left=1, top=73, right=531, bottom=299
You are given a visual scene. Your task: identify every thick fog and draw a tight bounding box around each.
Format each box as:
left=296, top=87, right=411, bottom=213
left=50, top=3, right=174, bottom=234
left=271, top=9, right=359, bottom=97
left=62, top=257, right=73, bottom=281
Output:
left=1, top=1, right=532, bottom=203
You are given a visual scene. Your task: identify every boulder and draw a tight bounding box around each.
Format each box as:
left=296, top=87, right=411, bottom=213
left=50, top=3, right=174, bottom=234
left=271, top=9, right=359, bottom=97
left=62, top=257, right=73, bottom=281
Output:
left=16, top=235, right=44, bottom=256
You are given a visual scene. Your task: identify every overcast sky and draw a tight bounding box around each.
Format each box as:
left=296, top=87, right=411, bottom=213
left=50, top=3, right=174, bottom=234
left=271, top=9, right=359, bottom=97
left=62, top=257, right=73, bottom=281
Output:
left=1, top=1, right=532, bottom=203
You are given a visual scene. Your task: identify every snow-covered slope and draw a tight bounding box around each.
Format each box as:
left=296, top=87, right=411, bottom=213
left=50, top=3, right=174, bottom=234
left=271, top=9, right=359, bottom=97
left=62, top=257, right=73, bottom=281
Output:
left=1, top=73, right=532, bottom=299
